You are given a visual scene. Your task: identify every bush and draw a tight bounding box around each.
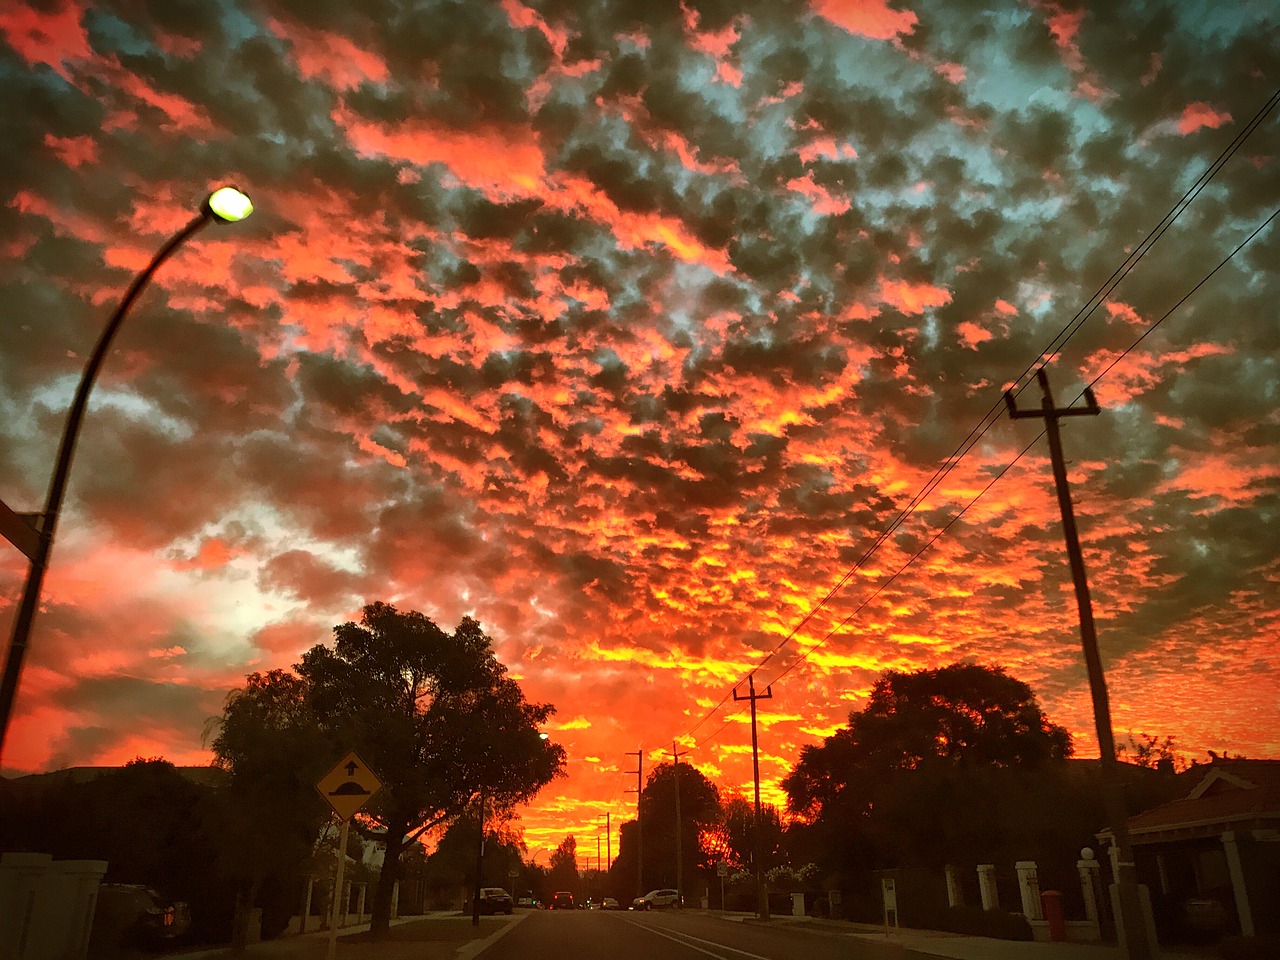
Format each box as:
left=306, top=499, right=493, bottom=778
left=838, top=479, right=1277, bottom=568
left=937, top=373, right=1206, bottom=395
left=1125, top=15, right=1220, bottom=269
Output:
left=1219, top=935, right=1280, bottom=960
left=937, top=905, right=1033, bottom=941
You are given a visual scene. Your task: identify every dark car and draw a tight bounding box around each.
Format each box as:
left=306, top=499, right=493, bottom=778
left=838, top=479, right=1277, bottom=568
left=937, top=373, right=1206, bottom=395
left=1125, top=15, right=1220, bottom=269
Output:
left=478, top=887, right=514, bottom=915
left=91, top=884, right=192, bottom=950
left=549, top=891, right=575, bottom=910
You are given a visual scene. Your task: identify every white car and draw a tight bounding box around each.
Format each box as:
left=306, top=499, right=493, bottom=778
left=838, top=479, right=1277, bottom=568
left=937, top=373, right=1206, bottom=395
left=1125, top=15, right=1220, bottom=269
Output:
left=640, top=888, right=681, bottom=910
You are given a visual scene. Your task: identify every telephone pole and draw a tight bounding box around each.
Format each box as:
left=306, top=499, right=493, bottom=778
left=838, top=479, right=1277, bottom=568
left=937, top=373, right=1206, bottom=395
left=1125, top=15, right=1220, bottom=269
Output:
left=606, top=812, right=612, bottom=871
left=625, top=749, right=644, bottom=899
left=671, top=740, right=683, bottom=906
left=734, top=674, right=773, bottom=920
left=1006, top=368, right=1152, bottom=960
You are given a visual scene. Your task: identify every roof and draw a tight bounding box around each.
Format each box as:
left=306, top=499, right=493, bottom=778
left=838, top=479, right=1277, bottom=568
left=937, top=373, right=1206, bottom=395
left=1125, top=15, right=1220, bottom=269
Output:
left=1114, top=759, right=1280, bottom=843
left=4, top=765, right=229, bottom=790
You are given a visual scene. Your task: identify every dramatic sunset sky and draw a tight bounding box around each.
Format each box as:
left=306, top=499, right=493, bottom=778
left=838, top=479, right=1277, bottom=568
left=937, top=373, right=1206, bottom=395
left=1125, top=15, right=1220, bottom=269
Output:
left=1, top=0, right=1276, bottom=862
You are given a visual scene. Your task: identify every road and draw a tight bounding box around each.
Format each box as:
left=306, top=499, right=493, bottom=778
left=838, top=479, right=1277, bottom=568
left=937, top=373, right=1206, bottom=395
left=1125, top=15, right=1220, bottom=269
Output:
left=471, top=910, right=907, bottom=960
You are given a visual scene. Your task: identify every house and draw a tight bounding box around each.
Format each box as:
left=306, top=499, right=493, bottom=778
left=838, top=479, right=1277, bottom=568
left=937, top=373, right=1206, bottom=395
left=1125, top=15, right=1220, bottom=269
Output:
left=1099, top=759, right=1280, bottom=940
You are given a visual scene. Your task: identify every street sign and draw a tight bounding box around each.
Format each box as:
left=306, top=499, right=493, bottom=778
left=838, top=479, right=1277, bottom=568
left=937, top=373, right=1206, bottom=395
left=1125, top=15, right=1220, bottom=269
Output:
left=316, top=751, right=381, bottom=821
left=717, top=863, right=730, bottom=878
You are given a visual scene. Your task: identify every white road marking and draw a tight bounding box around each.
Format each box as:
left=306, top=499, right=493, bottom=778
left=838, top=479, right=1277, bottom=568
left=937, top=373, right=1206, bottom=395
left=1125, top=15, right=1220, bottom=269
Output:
left=612, top=914, right=773, bottom=960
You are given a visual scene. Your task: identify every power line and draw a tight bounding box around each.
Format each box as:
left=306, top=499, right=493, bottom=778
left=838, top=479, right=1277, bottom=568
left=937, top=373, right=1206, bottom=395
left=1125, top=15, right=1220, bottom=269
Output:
left=674, top=86, right=1279, bottom=750
left=684, top=200, right=1278, bottom=758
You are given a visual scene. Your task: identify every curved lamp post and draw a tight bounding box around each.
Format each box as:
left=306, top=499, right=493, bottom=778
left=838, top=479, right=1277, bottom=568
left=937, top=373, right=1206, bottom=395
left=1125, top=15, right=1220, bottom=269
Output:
left=0, top=187, right=254, bottom=760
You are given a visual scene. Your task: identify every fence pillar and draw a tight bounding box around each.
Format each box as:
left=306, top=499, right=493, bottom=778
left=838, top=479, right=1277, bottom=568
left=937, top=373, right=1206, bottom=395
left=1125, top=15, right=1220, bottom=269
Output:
left=945, top=865, right=962, bottom=908
left=1016, top=861, right=1043, bottom=920
left=1077, top=856, right=1102, bottom=924
left=977, top=864, right=998, bottom=911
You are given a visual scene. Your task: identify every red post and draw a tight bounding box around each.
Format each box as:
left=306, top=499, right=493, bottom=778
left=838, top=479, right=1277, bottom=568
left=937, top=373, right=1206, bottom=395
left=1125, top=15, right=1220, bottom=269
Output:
left=1042, top=890, right=1066, bottom=942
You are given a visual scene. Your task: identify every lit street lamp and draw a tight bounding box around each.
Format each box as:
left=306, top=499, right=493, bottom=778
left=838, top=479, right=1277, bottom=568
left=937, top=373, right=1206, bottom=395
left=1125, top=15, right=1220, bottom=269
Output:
left=0, top=187, right=254, bottom=760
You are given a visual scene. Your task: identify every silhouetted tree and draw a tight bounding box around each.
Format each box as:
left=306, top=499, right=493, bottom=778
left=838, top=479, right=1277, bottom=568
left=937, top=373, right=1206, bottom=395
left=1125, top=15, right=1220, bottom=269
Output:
left=547, top=835, right=580, bottom=895
left=636, top=760, right=720, bottom=896
left=298, top=604, right=566, bottom=935
left=784, top=663, right=1072, bottom=821
left=782, top=663, right=1076, bottom=875
left=211, top=669, right=332, bottom=949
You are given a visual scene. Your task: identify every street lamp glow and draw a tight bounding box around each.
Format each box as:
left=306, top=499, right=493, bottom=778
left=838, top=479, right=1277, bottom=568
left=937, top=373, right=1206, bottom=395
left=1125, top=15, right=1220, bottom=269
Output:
left=206, top=186, right=253, bottom=223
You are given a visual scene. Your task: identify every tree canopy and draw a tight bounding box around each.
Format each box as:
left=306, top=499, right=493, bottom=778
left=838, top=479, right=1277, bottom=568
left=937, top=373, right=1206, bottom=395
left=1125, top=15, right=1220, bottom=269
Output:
left=783, top=663, right=1072, bottom=820
left=213, top=602, right=566, bottom=937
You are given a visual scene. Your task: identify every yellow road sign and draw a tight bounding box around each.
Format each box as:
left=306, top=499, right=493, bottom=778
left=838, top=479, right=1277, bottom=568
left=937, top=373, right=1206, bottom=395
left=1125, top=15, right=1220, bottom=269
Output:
left=316, top=751, right=382, bottom=821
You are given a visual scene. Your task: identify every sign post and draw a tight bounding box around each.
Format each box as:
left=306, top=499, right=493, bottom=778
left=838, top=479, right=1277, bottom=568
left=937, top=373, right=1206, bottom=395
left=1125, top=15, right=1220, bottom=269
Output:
left=316, top=752, right=381, bottom=960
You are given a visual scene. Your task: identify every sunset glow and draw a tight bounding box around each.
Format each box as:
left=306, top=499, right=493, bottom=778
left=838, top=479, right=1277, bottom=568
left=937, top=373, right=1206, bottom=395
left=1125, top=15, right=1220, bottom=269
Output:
left=1, top=0, right=1277, bottom=865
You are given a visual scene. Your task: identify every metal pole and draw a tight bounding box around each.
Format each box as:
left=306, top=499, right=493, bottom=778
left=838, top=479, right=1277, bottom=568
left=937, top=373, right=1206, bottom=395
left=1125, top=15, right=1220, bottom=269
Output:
left=0, top=211, right=213, bottom=759
left=327, top=819, right=350, bottom=960
left=606, top=812, right=611, bottom=872
left=672, top=740, right=682, bottom=906
left=471, top=787, right=486, bottom=927
left=1006, top=369, right=1152, bottom=960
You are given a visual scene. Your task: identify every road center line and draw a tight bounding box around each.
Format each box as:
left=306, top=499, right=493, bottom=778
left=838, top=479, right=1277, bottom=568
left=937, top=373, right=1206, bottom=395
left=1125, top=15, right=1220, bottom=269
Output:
left=613, top=915, right=772, bottom=960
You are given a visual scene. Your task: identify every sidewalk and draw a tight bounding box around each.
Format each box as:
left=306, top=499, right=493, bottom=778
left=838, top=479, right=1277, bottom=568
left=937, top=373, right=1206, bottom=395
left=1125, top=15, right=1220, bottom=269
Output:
left=159, top=912, right=522, bottom=960
left=716, top=912, right=1207, bottom=960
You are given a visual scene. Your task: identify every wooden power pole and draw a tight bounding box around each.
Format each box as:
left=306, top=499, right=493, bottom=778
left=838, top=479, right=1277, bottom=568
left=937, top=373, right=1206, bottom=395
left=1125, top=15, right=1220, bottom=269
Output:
left=734, top=674, right=773, bottom=920
left=1006, top=368, right=1153, bottom=960
left=625, top=749, right=644, bottom=899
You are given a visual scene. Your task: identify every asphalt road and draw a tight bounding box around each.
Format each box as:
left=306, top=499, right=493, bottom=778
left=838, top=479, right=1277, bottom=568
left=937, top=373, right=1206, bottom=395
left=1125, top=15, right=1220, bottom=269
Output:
left=472, top=910, right=908, bottom=960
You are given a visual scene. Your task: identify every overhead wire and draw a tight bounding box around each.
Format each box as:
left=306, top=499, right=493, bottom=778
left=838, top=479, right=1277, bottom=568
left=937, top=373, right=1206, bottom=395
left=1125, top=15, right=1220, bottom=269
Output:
left=704, top=200, right=1278, bottom=746
left=672, top=86, right=1280, bottom=755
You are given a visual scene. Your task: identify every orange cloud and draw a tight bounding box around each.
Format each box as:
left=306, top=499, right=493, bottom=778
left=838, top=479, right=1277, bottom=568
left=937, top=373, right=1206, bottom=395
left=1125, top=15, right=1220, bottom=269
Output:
left=811, top=0, right=917, bottom=40
left=1178, top=102, right=1232, bottom=135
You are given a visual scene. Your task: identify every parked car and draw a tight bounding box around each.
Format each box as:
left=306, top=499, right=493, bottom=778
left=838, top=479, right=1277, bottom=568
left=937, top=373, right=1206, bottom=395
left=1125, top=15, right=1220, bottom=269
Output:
left=600, top=897, right=621, bottom=910
left=478, top=887, right=514, bottom=915
left=549, top=891, right=575, bottom=910
left=631, top=896, right=645, bottom=910
left=640, top=888, right=681, bottom=910
left=92, top=884, right=192, bottom=950
left=515, top=896, right=540, bottom=909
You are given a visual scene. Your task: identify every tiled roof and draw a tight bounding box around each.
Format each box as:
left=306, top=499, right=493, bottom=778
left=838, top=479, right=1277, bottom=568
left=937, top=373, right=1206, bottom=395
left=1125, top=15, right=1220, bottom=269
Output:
left=1124, top=760, right=1280, bottom=837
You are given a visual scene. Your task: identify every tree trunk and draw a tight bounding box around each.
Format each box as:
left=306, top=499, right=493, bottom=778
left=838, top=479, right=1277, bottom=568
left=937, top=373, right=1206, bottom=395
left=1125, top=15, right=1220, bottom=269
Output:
left=368, top=827, right=405, bottom=937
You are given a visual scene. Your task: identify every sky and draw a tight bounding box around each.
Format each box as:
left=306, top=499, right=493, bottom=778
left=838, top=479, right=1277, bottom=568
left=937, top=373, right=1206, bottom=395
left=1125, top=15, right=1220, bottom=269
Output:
left=0, top=0, right=1276, bottom=864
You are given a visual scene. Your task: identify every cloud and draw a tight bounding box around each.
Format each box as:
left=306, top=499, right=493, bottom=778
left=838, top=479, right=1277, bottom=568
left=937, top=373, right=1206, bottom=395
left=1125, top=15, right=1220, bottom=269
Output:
left=0, top=0, right=1275, bottom=858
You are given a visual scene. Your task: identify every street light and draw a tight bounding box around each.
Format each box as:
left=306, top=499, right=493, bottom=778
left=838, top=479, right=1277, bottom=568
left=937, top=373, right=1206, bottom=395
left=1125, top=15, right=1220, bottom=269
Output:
left=0, top=186, right=254, bottom=760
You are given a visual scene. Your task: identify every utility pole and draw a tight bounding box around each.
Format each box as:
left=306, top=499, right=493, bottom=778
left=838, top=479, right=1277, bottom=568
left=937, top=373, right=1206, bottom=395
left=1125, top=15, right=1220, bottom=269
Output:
left=671, top=741, right=683, bottom=907
left=734, top=673, right=773, bottom=920
left=471, top=786, right=486, bottom=927
left=1006, top=368, right=1152, bottom=960
left=625, top=749, right=644, bottom=899
left=606, top=812, right=611, bottom=871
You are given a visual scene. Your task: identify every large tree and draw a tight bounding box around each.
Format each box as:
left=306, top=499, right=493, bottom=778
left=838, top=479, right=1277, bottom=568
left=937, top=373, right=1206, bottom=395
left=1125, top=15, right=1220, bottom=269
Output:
left=301, top=603, right=565, bottom=934
left=547, top=834, right=580, bottom=896
left=210, top=670, right=333, bottom=948
left=784, top=663, right=1072, bottom=820
left=782, top=663, right=1075, bottom=873
left=634, top=760, right=721, bottom=896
